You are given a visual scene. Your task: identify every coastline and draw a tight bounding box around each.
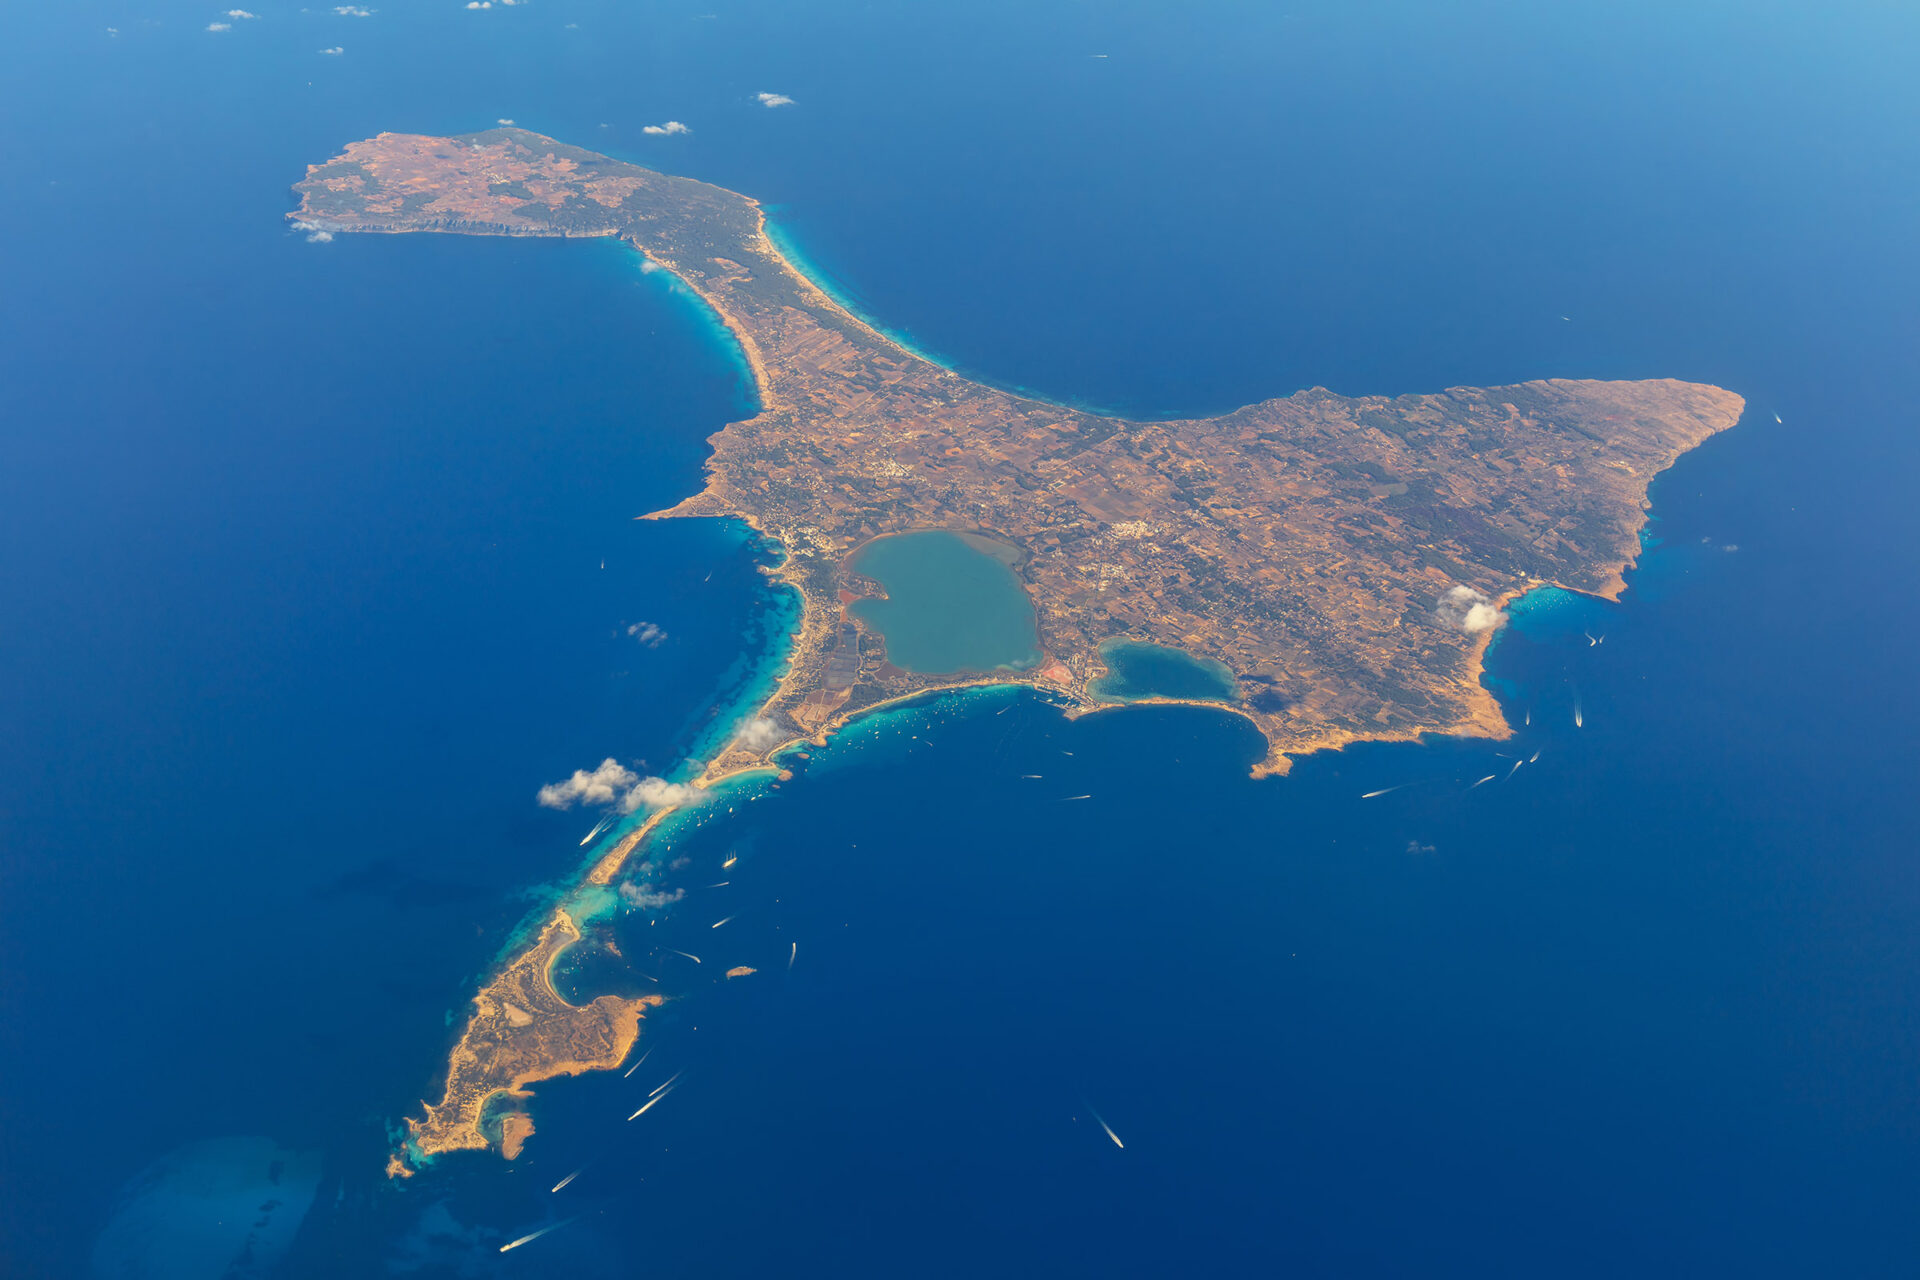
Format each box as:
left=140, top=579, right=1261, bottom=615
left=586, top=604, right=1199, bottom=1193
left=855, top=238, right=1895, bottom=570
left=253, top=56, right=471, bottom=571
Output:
left=400, top=907, right=665, bottom=1168
left=289, top=141, right=1734, bottom=790
left=762, top=214, right=1207, bottom=422
left=409, top=216, right=1704, bottom=1168
left=401, top=531, right=1580, bottom=1172
left=294, top=130, right=1742, bottom=1169
left=760, top=218, right=959, bottom=384
left=624, top=217, right=1576, bottom=780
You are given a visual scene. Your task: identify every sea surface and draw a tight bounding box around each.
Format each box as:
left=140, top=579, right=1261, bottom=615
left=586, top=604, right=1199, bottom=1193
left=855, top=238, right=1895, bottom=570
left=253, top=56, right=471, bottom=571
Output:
left=3, top=2, right=1919, bottom=1277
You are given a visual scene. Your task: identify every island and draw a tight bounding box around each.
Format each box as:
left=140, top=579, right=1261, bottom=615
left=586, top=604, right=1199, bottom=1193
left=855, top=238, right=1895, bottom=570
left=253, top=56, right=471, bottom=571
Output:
left=289, top=128, right=1743, bottom=1167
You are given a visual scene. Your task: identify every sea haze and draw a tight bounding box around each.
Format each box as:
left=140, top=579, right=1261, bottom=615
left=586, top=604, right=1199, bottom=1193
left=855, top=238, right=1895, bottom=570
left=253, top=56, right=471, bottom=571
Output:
left=2, top=2, right=1918, bottom=1277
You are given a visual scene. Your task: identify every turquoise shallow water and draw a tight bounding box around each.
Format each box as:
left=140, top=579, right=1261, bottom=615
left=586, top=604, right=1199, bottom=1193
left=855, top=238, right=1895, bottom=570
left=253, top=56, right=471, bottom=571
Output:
left=848, top=531, right=1041, bottom=674
left=1089, top=639, right=1241, bottom=702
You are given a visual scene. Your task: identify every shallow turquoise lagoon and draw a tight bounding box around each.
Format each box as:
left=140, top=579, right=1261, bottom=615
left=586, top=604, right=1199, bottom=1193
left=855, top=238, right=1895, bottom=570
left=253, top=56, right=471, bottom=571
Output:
left=848, top=531, right=1041, bottom=675
left=1088, top=639, right=1241, bottom=702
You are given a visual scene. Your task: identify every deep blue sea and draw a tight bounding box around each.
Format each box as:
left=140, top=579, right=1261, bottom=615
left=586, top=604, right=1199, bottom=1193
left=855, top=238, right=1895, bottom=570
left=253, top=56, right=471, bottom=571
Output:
left=4, top=2, right=1919, bottom=1276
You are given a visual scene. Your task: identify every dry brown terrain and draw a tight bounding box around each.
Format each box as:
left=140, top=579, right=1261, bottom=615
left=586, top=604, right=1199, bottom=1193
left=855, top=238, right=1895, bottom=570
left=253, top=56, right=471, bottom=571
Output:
left=290, top=128, right=1743, bottom=1167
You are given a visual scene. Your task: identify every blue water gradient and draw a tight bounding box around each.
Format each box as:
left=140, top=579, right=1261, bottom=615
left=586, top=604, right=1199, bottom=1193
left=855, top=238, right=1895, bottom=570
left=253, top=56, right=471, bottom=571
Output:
left=3, top=2, right=1919, bottom=1276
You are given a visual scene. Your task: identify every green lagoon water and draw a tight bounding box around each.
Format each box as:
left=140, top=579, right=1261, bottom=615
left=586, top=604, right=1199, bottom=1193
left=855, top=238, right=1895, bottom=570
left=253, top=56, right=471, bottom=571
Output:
left=849, top=531, right=1040, bottom=674
left=1089, top=639, right=1240, bottom=702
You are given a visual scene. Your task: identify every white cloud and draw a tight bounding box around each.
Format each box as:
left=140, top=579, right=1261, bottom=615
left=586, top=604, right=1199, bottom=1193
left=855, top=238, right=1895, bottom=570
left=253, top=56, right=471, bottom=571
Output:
left=1464, top=602, right=1505, bottom=632
left=621, top=776, right=701, bottom=813
left=225, top=8, right=258, bottom=17
left=539, top=758, right=705, bottom=814
left=318, top=45, right=343, bottom=54
left=620, top=883, right=684, bottom=910
left=333, top=4, right=375, bottom=14
left=206, top=21, right=232, bottom=31
left=626, top=621, right=667, bottom=647
left=290, top=219, right=334, bottom=242
left=756, top=92, right=795, bottom=108
left=1436, top=585, right=1508, bottom=635
left=537, top=758, right=639, bottom=810
left=734, top=717, right=781, bottom=752
left=496, top=117, right=515, bottom=125
left=537, top=756, right=710, bottom=817
left=642, top=120, right=690, bottom=136
left=637, top=258, right=662, bottom=273
left=466, top=2, right=490, bottom=9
